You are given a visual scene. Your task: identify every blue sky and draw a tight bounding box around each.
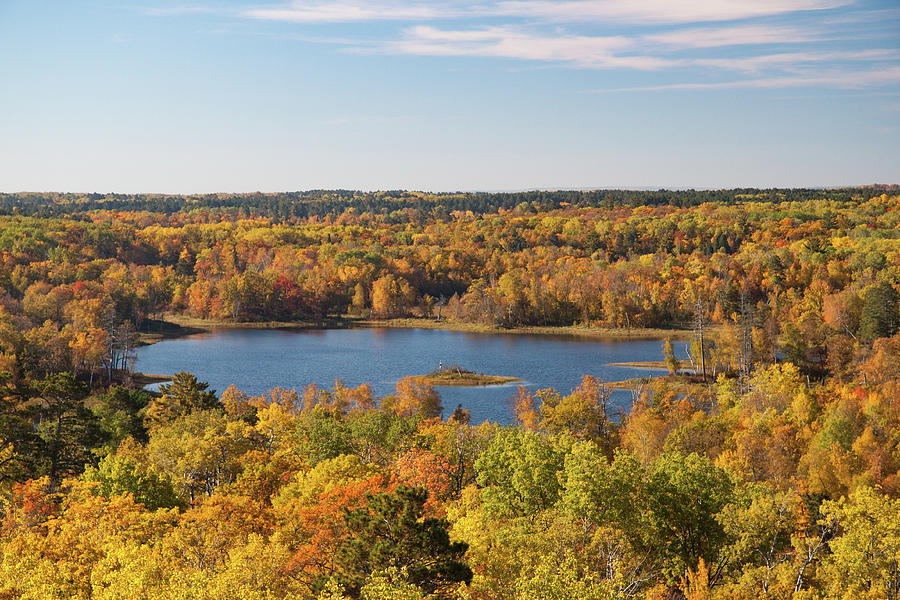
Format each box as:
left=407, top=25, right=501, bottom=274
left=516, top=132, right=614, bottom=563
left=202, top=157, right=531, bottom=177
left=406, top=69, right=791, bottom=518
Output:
left=1, top=0, right=898, bottom=192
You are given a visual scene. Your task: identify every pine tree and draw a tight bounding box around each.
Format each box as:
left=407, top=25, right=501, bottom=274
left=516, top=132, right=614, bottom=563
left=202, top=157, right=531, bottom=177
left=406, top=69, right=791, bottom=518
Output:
left=859, top=282, right=900, bottom=343
left=328, top=486, right=472, bottom=598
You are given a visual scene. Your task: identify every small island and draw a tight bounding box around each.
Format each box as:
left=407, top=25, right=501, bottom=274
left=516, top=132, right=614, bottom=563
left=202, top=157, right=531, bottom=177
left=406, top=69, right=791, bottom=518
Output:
left=419, top=364, right=520, bottom=387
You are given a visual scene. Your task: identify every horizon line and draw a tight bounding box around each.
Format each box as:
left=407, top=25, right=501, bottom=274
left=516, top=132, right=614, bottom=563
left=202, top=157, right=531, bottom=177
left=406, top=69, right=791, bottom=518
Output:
left=3, top=184, right=898, bottom=196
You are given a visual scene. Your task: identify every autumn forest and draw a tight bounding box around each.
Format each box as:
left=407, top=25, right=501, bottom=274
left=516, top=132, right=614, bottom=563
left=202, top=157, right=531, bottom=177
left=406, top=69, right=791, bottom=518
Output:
left=0, top=188, right=898, bottom=599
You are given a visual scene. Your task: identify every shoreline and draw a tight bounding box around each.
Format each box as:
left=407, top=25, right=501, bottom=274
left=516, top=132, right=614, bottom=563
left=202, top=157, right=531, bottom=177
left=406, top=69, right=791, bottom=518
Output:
left=138, top=314, right=692, bottom=347
left=131, top=372, right=172, bottom=387
left=606, top=360, right=688, bottom=370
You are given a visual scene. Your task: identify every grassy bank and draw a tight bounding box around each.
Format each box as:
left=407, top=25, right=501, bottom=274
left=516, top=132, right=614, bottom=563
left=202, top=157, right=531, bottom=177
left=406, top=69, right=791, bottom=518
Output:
left=138, top=314, right=691, bottom=347
left=607, top=360, right=687, bottom=370
left=131, top=372, right=172, bottom=387
left=362, top=318, right=692, bottom=341
left=606, top=373, right=703, bottom=395
left=136, top=315, right=347, bottom=346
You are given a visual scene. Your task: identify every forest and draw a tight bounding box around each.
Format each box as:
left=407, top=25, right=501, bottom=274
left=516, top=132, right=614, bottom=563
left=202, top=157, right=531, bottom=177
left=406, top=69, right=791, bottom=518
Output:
left=0, top=188, right=897, bottom=599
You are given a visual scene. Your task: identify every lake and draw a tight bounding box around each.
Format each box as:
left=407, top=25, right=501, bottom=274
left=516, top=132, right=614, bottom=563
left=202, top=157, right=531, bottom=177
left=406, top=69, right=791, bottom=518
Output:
left=135, top=327, right=688, bottom=425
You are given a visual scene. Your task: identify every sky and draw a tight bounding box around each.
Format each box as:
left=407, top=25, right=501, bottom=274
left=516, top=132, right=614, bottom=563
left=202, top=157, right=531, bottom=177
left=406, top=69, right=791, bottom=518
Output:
left=0, top=0, right=898, bottom=193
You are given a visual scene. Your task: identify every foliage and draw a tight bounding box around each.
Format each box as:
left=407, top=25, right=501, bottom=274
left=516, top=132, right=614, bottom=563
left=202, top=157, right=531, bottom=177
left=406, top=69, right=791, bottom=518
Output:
left=328, top=486, right=471, bottom=598
left=859, top=282, right=900, bottom=343
left=475, top=428, right=568, bottom=519
left=143, top=371, right=219, bottom=428
left=83, top=451, right=183, bottom=510
left=820, top=486, right=900, bottom=600
left=0, top=190, right=896, bottom=598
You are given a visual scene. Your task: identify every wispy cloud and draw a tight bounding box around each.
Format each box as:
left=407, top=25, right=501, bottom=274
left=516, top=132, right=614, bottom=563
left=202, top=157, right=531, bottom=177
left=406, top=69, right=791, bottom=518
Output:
left=383, top=26, right=672, bottom=69
left=243, top=0, right=850, bottom=25
left=644, top=24, right=823, bottom=49
left=381, top=25, right=899, bottom=75
left=493, top=0, right=850, bottom=24
left=591, top=65, right=900, bottom=92
left=153, top=0, right=900, bottom=91
left=245, top=1, right=462, bottom=23
left=698, top=49, right=899, bottom=73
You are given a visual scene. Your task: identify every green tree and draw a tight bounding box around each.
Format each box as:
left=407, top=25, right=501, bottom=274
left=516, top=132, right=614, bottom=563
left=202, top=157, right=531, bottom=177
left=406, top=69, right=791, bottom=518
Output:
left=142, top=371, right=219, bottom=428
left=296, top=405, right=355, bottom=464
left=820, top=486, right=900, bottom=600
left=716, top=485, right=802, bottom=595
left=83, top=452, right=183, bottom=510
left=561, top=444, right=646, bottom=537
left=515, top=553, right=624, bottom=600
left=475, top=428, right=568, bottom=519
left=91, top=386, right=152, bottom=446
left=32, top=372, right=105, bottom=488
left=329, top=486, right=471, bottom=598
left=538, top=376, right=618, bottom=459
left=146, top=409, right=251, bottom=503
left=859, top=282, right=900, bottom=343
left=0, top=373, right=40, bottom=483
left=645, top=452, right=735, bottom=584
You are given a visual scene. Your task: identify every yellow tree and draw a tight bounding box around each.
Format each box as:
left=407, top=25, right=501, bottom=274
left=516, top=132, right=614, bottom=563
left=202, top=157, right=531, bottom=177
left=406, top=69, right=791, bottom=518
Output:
left=382, top=377, right=442, bottom=420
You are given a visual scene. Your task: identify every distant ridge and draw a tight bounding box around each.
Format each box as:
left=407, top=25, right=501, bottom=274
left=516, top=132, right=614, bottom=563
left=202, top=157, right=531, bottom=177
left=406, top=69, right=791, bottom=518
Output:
left=0, top=187, right=894, bottom=221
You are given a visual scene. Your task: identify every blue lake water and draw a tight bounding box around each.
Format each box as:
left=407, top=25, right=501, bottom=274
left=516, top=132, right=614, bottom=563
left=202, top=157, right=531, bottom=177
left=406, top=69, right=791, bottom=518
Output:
left=135, top=328, right=688, bottom=425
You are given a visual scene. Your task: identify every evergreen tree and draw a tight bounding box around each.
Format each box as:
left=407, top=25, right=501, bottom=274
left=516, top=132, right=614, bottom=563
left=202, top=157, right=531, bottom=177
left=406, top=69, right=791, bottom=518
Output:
left=859, top=282, right=900, bottom=343
left=32, top=372, right=105, bottom=488
left=142, top=371, right=219, bottom=428
left=329, top=486, right=472, bottom=598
